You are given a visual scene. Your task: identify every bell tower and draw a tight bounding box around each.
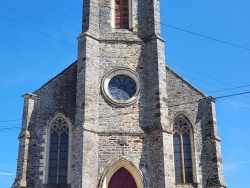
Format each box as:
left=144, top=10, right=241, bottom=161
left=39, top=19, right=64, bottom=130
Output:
left=12, top=0, right=227, bottom=187
left=73, top=0, right=172, bottom=187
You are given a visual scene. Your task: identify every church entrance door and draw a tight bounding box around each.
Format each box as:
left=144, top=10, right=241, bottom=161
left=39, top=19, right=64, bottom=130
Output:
left=108, top=167, right=137, bottom=188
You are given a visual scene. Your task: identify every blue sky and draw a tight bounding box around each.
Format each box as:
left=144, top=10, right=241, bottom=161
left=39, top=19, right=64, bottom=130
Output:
left=0, top=0, right=250, bottom=187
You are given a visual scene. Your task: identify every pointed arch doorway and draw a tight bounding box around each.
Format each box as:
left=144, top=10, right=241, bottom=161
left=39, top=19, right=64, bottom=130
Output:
left=100, top=158, right=144, bottom=188
left=108, top=167, right=137, bottom=188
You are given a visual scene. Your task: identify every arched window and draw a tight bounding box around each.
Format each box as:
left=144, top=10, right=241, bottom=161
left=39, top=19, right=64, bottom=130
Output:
left=173, top=117, right=193, bottom=184
left=48, top=117, right=69, bottom=185
left=114, top=0, right=129, bottom=29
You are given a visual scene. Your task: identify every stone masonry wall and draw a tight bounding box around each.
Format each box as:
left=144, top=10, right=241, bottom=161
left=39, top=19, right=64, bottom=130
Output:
left=98, top=134, right=145, bottom=177
left=98, top=41, right=143, bottom=133
left=25, top=63, right=77, bottom=188
left=166, top=67, right=205, bottom=188
left=97, top=132, right=168, bottom=188
left=166, top=67, right=226, bottom=187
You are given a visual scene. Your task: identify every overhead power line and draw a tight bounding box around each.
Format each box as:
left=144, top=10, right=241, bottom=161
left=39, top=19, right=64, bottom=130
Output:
left=168, top=91, right=250, bottom=109
left=168, top=60, right=240, bottom=88
left=162, top=24, right=250, bottom=51
left=167, top=53, right=248, bottom=85
left=216, top=91, right=250, bottom=99
left=167, top=59, right=250, bottom=101
left=2, top=0, right=249, bottom=52
left=0, top=13, right=77, bottom=48
left=167, top=54, right=250, bottom=105
left=0, top=2, right=77, bottom=39
left=12, top=0, right=80, bottom=31
left=167, top=61, right=250, bottom=102
left=0, top=90, right=249, bottom=126
left=0, top=168, right=14, bottom=175
left=32, top=0, right=250, bottom=52
left=0, top=127, right=20, bottom=133
left=0, top=0, right=250, bottom=111
left=85, top=0, right=250, bottom=51
left=32, top=0, right=81, bottom=23
left=0, top=119, right=21, bottom=123
left=219, top=101, right=250, bottom=111
left=207, top=84, right=250, bottom=94
left=53, top=0, right=82, bottom=14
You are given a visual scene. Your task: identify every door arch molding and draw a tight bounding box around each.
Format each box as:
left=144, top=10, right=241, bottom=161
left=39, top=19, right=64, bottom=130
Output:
left=99, top=157, right=145, bottom=188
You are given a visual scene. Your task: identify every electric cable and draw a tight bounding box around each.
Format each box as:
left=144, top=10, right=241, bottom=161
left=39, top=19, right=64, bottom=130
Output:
left=0, top=2, right=77, bottom=39
left=168, top=60, right=240, bottom=88
left=167, top=53, right=248, bottom=86
left=0, top=1, right=249, bottom=111
left=216, top=91, right=250, bottom=99
left=167, top=61, right=250, bottom=102
left=86, top=0, right=250, bottom=51
left=53, top=0, right=82, bottom=14
left=207, top=84, right=250, bottom=94
left=12, top=0, right=80, bottom=31
left=0, top=13, right=77, bottom=48
left=7, top=0, right=248, bottom=53
left=32, top=0, right=81, bottom=23
left=0, top=90, right=249, bottom=126
left=0, top=119, right=21, bottom=123
left=0, top=168, right=14, bottom=175
left=162, top=23, right=250, bottom=51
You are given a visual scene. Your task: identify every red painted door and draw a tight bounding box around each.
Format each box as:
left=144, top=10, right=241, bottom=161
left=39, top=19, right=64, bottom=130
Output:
left=108, top=167, right=137, bottom=188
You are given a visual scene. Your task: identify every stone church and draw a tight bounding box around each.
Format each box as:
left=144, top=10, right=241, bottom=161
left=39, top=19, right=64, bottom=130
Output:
left=12, top=0, right=227, bottom=187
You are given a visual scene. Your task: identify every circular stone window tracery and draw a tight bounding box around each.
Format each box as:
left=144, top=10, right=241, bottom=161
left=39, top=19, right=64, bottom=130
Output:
left=101, top=67, right=141, bottom=106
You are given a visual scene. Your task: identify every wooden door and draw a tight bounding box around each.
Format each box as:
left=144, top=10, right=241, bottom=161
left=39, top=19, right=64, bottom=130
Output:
left=108, top=167, right=137, bottom=188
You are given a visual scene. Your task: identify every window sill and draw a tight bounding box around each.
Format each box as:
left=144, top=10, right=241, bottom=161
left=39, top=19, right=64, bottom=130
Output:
left=43, top=184, right=71, bottom=188
left=100, top=31, right=142, bottom=42
left=175, top=183, right=198, bottom=188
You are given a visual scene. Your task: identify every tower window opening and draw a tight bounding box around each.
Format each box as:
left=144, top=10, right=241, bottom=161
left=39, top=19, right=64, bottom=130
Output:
left=114, top=0, right=129, bottom=29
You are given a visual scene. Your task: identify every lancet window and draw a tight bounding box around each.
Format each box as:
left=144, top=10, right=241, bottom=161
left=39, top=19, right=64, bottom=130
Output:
left=48, top=117, right=69, bottom=185
left=173, top=116, right=193, bottom=184
left=114, top=0, right=129, bottom=29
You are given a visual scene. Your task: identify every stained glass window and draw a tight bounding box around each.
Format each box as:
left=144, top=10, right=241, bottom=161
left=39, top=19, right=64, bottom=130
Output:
left=115, top=0, right=129, bottom=29
left=174, top=132, right=182, bottom=183
left=108, top=75, right=136, bottom=100
left=48, top=117, right=69, bottom=185
left=173, top=117, right=193, bottom=184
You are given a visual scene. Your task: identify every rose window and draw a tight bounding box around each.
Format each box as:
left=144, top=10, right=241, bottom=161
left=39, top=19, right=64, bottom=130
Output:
left=108, top=75, right=136, bottom=100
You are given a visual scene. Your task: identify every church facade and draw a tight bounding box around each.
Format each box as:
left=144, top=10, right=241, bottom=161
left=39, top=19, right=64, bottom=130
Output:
left=12, top=0, right=227, bottom=187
